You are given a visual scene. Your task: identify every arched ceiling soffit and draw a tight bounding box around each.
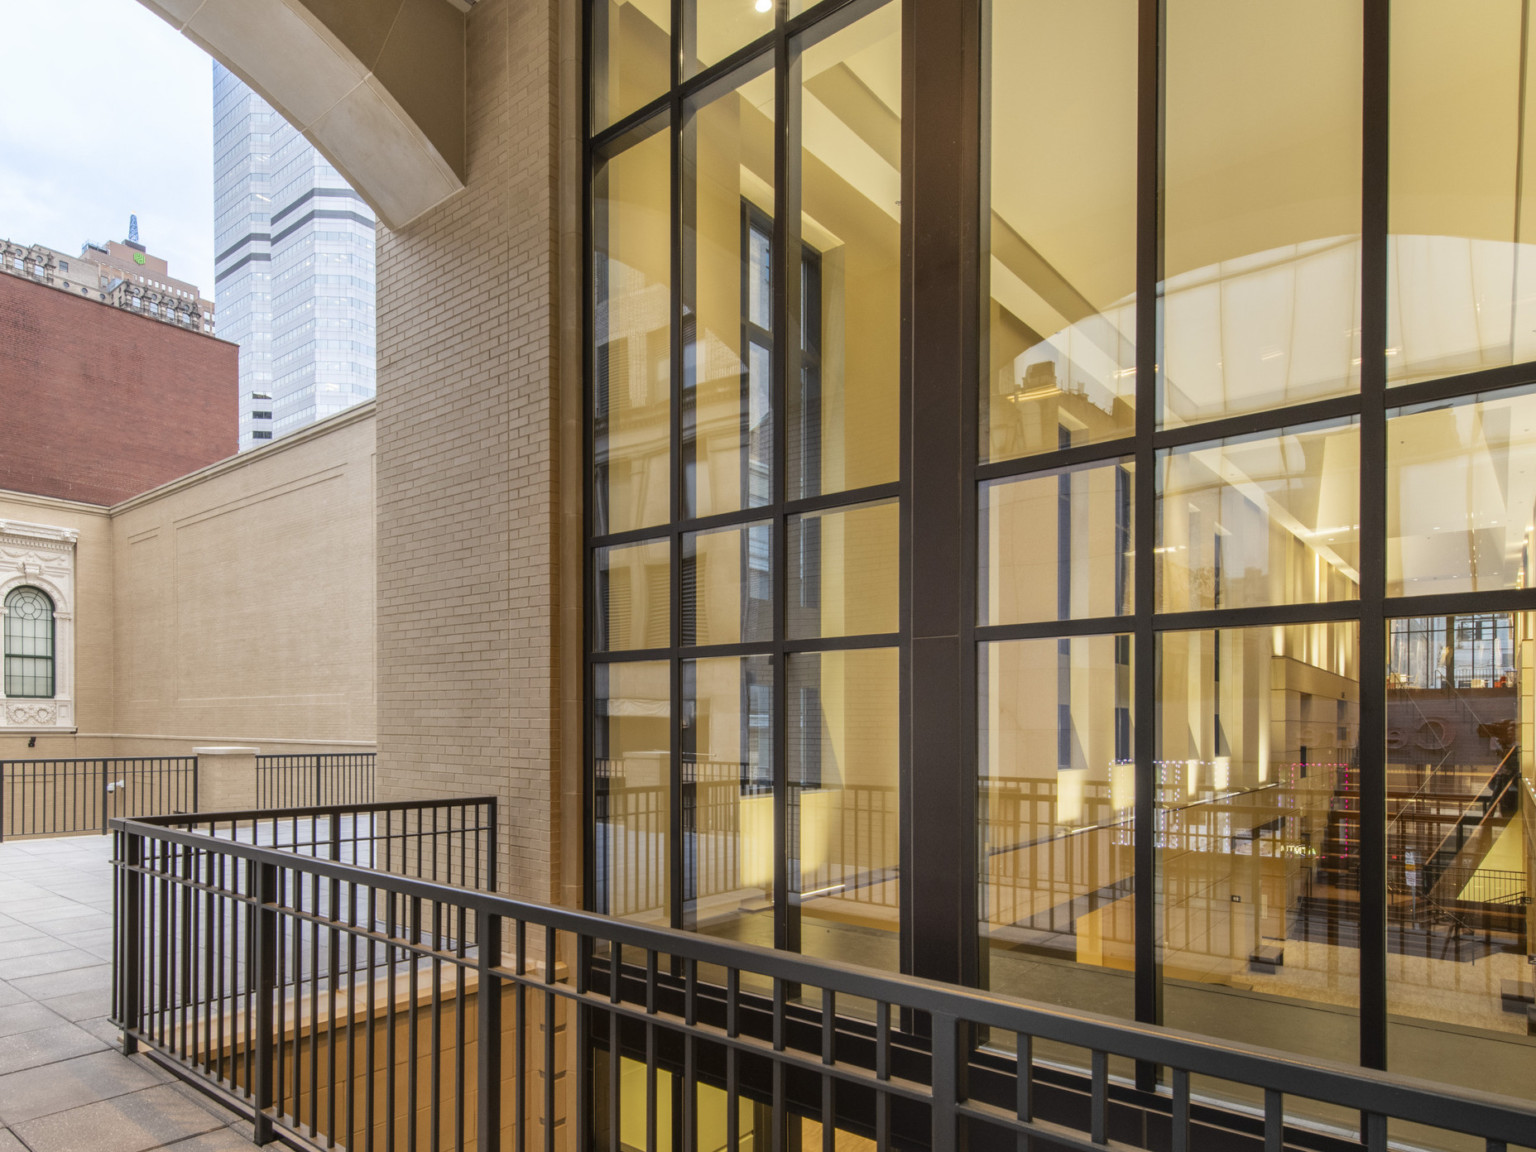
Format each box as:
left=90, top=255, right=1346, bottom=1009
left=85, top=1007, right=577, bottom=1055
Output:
left=136, top=0, right=466, bottom=230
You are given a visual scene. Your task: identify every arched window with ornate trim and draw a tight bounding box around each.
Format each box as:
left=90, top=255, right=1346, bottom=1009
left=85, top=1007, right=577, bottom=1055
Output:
left=4, top=586, right=55, bottom=699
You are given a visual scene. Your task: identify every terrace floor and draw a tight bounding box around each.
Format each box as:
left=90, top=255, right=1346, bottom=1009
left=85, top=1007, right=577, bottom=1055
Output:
left=0, top=836, right=252, bottom=1152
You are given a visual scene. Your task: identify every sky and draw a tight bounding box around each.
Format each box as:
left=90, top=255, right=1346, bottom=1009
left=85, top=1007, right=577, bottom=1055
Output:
left=0, top=0, right=216, bottom=292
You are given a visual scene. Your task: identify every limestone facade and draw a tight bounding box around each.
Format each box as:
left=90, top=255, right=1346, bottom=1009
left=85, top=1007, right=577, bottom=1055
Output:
left=0, top=402, right=376, bottom=762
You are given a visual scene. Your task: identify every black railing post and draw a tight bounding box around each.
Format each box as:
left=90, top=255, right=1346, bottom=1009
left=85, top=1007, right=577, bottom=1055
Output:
left=314, top=754, right=323, bottom=808
left=191, top=756, right=199, bottom=813
left=478, top=908, right=503, bottom=1152
left=100, top=759, right=110, bottom=835
left=252, top=860, right=279, bottom=1145
left=118, top=829, right=142, bottom=1055
left=930, top=1011, right=961, bottom=1151
left=0, top=761, right=7, bottom=843
left=487, top=798, right=499, bottom=893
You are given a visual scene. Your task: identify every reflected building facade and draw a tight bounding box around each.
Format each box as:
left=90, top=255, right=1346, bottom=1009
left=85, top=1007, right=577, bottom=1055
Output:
left=584, top=0, right=1536, bottom=1133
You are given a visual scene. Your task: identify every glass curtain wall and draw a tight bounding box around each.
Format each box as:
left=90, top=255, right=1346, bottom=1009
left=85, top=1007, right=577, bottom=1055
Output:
left=590, top=0, right=1536, bottom=1128
left=590, top=0, right=903, bottom=980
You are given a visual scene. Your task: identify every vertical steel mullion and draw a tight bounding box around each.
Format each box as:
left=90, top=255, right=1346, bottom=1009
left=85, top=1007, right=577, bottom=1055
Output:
left=1357, top=0, right=1390, bottom=1075
left=1132, top=0, right=1166, bottom=1091
left=773, top=0, right=802, bottom=959
left=479, top=909, right=503, bottom=1152
left=670, top=39, right=688, bottom=935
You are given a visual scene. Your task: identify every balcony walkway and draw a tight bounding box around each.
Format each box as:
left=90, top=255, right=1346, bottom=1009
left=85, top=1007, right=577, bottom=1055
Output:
left=0, top=836, right=250, bottom=1152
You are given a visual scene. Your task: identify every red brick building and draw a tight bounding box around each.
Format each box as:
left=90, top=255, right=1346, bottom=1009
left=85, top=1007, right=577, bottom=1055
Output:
left=0, top=273, right=236, bottom=505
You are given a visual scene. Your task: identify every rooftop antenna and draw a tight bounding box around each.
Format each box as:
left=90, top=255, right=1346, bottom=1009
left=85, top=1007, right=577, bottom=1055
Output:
left=128, top=214, right=139, bottom=245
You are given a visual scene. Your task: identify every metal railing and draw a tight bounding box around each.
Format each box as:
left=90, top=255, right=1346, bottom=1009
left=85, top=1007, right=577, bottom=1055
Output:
left=0, top=756, right=196, bottom=840
left=113, top=798, right=1536, bottom=1152
left=256, top=753, right=376, bottom=809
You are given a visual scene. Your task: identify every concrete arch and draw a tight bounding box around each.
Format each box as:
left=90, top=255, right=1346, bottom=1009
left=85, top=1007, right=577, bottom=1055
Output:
left=138, top=0, right=466, bottom=229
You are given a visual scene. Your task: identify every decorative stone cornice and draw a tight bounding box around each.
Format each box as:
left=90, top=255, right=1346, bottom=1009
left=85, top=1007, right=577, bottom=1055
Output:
left=0, top=520, right=79, bottom=549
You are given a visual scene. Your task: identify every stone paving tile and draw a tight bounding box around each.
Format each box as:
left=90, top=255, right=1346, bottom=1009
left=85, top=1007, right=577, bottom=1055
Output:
left=0, top=983, right=26, bottom=1009
left=41, top=988, right=110, bottom=1023
left=9, top=962, right=112, bottom=1001
left=0, top=1049, right=167, bottom=1126
left=0, top=1021, right=106, bottom=1076
left=0, top=934, right=80, bottom=962
left=76, top=1015, right=122, bottom=1047
left=159, top=1126, right=258, bottom=1151
left=0, top=1000, right=65, bottom=1038
left=0, top=947, right=103, bottom=981
left=10, top=1083, right=228, bottom=1152
left=0, top=1126, right=25, bottom=1150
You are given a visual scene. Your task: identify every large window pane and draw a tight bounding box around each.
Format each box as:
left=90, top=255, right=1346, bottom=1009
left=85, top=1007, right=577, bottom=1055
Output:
left=1387, top=385, right=1536, bottom=597
left=1385, top=612, right=1536, bottom=1109
left=596, top=538, right=670, bottom=651
left=685, top=71, right=776, bottom=519
left=787, top=499, right=898, bottom=639
left=980, top=460, right=1133, bottom=626
left=1157, top=623, right=1360, bottom=1077
left=789, top=648, right=900, bottom=971
left=1157, top=421, right=1360, bottom=613
left=1162, top=0, right=1362, bottom=428
left=687, top=0, right=774, bottom=75
left=981, top=635, right=1135, bottom=1022
left=791, top=3, right=901, bottom=499
left=596, top=128, right=672, bottom=536
left=983, top=0, right=1138, bottom=463
left=684, top=656, right=775, bottom=943
left=592, top=0, right=670, bottom=132
left=682, top=523, right=772, bottom=646
left=1389, top=1, right=1536, bottom=386
left=595, top=661, right=671, bottom=925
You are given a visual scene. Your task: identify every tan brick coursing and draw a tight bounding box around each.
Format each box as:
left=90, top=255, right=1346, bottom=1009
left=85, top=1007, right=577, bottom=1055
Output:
left=375, top=0, right=565, bottom=906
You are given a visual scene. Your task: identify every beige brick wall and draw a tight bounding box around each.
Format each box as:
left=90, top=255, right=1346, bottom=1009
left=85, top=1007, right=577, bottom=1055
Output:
left=109, top=404, right=377, bottom=755
left=0, top=405, right=377, bottom=763
left=375, top=0, right=568, bottom=906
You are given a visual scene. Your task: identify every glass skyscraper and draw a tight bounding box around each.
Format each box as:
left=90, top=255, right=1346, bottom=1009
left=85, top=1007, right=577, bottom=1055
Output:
left=212, top=62, right=377, bottom=451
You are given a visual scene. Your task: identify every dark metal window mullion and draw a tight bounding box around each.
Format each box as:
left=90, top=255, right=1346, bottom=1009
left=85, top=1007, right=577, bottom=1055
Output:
left=670, top=0, right=688, bottom=936
left=773, top=10, right=803, bottom=956
left=1357, top=0, right=1391, bottom=1074
left=1132, top=0, right=1165, bottom=1088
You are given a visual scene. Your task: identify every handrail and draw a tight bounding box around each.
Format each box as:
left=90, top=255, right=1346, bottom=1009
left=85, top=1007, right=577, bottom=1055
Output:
left=111, top=804, right=1536, bottom=1151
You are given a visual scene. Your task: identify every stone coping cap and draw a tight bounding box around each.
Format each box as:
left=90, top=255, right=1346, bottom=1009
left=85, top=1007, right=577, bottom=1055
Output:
left=192, top=746, right=260, bottom=756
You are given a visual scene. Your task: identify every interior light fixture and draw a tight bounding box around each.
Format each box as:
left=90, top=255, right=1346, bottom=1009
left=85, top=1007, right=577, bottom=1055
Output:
left=755, top=0, right=772, bottom=12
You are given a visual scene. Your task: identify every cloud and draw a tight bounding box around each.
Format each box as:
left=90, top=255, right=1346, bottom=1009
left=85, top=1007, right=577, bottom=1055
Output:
left=0, top=0, right=215, bottom=291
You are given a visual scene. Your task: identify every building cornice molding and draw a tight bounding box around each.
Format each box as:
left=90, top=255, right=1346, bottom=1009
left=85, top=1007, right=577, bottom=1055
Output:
left=0, top=520, right=80, bottom=550
left=109, top=399, right=377, bottom=515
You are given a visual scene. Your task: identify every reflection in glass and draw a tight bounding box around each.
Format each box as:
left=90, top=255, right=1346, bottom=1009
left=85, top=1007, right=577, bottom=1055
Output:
left=683, top=524, right=772, bottom=647
left=594, top=661, right=671, bottom=925
left=591, top=0, right=670, bottom=132
left=1387, top=386, right=1536, bottom=596
left=595, top=129, right=672, bottom=536
left=792, top=2, right=901, bottom=499
left=1157, top=421, right=1360, bottom=613
left=789, top=648, right=900, bottom=970
left=1389, top=0, right=1536, bottom=386
left=787, top=500, right=898, bottom=639
left=1385, top=613, right=1536, bottom=1105
left=980, top=635, right=1135, bottom=1020
left=1157, top=623, right=1360, bottom=1070
left=983, top=0, right=1137, bottom=462
left=980, top=460, right=1133, bottom=626
left=1162, top=0, right=1362, bottom=428
left=596, top=538, right=670, bottom=651
left=684, top=657, right=774, bottom=942
left=685, top=72, right=776, bottom=519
